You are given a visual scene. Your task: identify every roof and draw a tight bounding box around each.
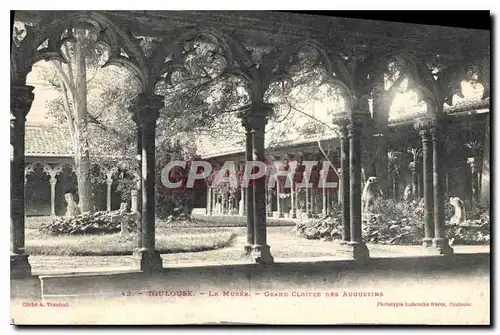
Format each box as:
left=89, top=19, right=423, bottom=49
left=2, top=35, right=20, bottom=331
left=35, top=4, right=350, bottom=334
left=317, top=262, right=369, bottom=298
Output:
left=25, top=124, right=73, bottom=157
left=198, top=99, right=490, bottom=159
left=388, top=98, right=490, bottom=123
left=22, top=98, right=489, bottom=160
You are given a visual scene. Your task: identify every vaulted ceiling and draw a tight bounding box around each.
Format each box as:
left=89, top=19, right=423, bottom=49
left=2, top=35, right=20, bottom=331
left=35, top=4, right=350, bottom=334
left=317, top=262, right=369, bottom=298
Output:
left=15, top=10, right=490, bottom=65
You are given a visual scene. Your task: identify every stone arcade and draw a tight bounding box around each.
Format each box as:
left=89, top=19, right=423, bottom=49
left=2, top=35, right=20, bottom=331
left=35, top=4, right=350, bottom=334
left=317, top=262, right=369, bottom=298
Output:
left=11, top=11, right=490, bottom=277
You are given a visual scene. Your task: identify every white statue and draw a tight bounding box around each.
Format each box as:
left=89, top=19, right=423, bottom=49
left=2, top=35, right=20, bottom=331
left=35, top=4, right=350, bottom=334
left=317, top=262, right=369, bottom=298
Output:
left=239, top=198, right=245, bottom=216
left=449, top=197, right=467, bottom=225
left=403, top=185, right=413, bottom=201
left=64, top=193, right=81, bottom=218
left=362, top=177, right=383, bottom=213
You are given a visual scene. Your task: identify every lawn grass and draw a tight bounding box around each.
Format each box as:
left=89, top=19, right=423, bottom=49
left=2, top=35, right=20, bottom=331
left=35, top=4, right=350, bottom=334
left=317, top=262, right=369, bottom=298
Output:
left=25, top=216, right=50, bottom=229
left=25, top=218, right=237, bottom=256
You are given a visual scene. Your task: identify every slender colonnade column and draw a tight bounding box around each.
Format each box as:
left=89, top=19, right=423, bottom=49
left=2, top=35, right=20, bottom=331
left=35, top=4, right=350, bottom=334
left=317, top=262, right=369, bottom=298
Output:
left=132, top=94, right=164, bottom=272
left=414, top=117, right=435, bottom=248
left=339, top=120, right=350, bottom=244
left=249, top=103, right=274, bottom=264
left=346, top=113, right=370, bottom=260
left=431, top=126, right=454, bottom=255
left=242, top=118, right=254, bottom=254
left=11, top=85, right=35, bottom=278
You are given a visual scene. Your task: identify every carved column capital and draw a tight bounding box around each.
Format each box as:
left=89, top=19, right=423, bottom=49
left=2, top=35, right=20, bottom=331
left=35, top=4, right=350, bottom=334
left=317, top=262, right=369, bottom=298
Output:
left=11, top=85, right=35, bottom=120
left=105, top=167, right=119, bottom=184
left=131, top=94, right=164, bottom=126
left=24, top=164, right=34, bottom=178
left=346, top=111, right=368, bottom=138
left=332, top=115, right=350, bottom=137
left=40, top=163, right=63, bottom=180
left=238, top=102, right=273, bottom=132
left=413, top=116, right=437, bottom=138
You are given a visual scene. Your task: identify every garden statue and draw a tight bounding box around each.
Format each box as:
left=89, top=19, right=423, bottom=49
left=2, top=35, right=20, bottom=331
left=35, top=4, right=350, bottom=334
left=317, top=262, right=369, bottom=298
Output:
left=362, top=177, right=384, bottom=213
left=403, top=185, right=412, bottom=201
left=64, top=192, right=81, bottom=218
left=449, top=197, right=467, bottom=226
left=118, top=202, right=128, bottom=214
left=239, top=197, right=244, bottom=216
left=111, top=202, right=131, bottom=237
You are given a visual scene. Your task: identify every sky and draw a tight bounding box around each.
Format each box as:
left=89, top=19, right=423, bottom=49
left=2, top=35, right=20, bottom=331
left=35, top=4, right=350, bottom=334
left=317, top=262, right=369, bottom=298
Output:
left=25, top=62, right=59, bottom=124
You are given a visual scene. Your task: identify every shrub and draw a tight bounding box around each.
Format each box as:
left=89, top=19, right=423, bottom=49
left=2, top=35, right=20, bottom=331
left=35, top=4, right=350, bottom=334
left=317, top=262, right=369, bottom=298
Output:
left=293, top=215, right=342, bottom=240
left=294, top=198, right=490, bottom=246
left=39, top=210, right=137, bottom=236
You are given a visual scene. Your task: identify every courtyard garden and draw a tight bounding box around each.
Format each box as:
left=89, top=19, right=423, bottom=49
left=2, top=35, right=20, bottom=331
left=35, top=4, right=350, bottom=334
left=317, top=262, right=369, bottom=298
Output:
left=25, top=214, right=236, bottom=257
left=294, top=198, right=491, bottom=246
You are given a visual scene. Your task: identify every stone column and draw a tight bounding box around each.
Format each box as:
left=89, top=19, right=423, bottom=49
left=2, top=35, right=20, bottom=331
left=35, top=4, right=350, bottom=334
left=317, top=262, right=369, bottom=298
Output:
left=480, top=115, right=490, bottom=203
left=132, top=94, right=164, bottom=272
left=212, top=189, right=217, bottom=215
left=346, top=113, right=369, bottom=260
left=321, top=170, right=327, bottom=216
left=207, top=186, right=213, bottom=215
left=249, top=103, right=274, bottom=264
left=242, top=122, right=254, bottom=254
left=310, top=186, right=316, bottom=216
left=106, top=176, right=113, bottom=212
left=290, top=173, right=297, bottom=218
left=132, top=114, right=143, bottom=248
left=40, top=163, right=63, bottom=217
left=418, top=164, right=424, bottom=199
left=431, top=127, right=454, bottom=255
left=221, top=191, right=227, bottom=215
left=131, top=189, right=138, bottom=213
left=11, top=85, right=35, bottom=278
left=276, top=181, right=283, bottom=218
left=49, top=176, right=57, bottom=216
left=338, top=121, right=350, bottom=244
left=468, top=157, right=478, bottom=214
left=304, top=173, right=311, bottom=218
left=409, top=162, right=417, bottom=198
left=267, top=188, right=273, bottom=217
left=414, top=117, right=435, bottom=248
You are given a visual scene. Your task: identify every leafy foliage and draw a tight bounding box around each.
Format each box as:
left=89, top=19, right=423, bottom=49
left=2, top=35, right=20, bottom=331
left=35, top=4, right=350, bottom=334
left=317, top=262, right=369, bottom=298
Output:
left=39, top=210, right=137, bottom=236
left=294, top=198, right=490, bottom=245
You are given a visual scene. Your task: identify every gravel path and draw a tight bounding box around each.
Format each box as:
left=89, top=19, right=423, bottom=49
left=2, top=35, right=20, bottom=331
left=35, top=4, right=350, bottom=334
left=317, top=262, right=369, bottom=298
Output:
left=28, top=226, right=490, bottom=275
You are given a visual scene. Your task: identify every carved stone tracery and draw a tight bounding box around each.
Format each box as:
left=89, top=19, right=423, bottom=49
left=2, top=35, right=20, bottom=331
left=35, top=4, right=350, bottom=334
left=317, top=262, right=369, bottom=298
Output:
left=11, top=11, right=489, bottom=273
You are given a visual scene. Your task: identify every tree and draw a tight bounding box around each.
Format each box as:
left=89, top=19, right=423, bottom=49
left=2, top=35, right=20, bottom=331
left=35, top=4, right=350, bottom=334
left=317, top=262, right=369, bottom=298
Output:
left=37, top=27, right=109, bottom=213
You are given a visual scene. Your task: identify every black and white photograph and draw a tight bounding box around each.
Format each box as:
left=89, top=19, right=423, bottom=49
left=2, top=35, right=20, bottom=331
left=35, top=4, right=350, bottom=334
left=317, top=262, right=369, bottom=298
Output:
left=9, top=9, right=491, bottom=325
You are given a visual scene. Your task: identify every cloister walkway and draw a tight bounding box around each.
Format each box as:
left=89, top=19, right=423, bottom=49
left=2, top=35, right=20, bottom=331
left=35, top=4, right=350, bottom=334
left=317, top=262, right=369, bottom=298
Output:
left=27, top=226, right=489, bottom=275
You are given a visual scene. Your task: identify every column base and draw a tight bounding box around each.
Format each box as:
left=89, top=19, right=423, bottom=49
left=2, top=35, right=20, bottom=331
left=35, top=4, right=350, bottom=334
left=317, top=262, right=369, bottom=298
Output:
left=291, top=213, right=297, bottom=219
left=11, top=275, right=41, bottom=300
left=426, top=238, right=454, bottom=255
left=11, top=253, right=32, bottom=279
left=422, top=237, right=434, bottom=248
left=133, top=248, right=163, bottom=272
left=339, top=239, right=349, bottom=245
left=337, top=241, right=370, bottom=261
left=252, top=244, right=274, bottom=264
